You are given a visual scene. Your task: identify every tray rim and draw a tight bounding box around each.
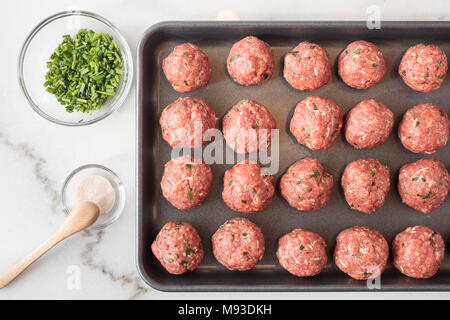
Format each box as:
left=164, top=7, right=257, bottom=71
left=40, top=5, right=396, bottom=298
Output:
left=135, top=20, right=450, bottom=292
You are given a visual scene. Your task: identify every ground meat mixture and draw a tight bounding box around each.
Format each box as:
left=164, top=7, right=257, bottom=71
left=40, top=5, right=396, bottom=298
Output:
left=338, top=40, right=387, bottom=89
left=151, top=222, right=204, bottom=274
left=392, top=225, right=445, bottom=279
left=162, top=43, right=211, bottom=92
left=289, top=96, right=343, bottom=150
left=334, top=226, right=389, bottom=280
left=398, top=103, right=449, bottom=154
left=283, top=42, right=332, bottom=91
left=277, top=228, right=328, bottom=277
left=280, top=158, right=334, bottom=211
left=160, top=155, right=213, bottom=210
left=222, top=160, right=275, bottom=213
left=345, top=99, right=394, bottom=149
left=222, top=99, right=277, bottom=154
left=212, top=217, right=265, bottom=271
left=160, top=97, right=217, bottom=148
left=341, top=159, right=391, bottom=214
left=398, top=158, right=449, bottom=214
left=227, top=36, right=274, bottom=86
left=399, top=43, right=448, bottom=92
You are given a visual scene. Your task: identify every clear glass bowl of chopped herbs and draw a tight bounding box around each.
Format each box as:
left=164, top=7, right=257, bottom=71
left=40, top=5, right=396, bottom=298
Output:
left=18, top=11, right=133, bottom=126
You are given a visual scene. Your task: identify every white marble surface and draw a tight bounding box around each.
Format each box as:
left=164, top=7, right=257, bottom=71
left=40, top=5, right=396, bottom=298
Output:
left=0, top=0, right=449, bottom=300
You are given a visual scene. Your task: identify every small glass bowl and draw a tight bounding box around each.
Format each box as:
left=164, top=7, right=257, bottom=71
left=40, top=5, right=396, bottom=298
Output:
left=18, top=11, right=133, bottom=126
left=61, top=164, right=126, bottom=229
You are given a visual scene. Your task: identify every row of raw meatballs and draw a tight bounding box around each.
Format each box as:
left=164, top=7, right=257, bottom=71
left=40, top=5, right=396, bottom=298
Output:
left=152, top=220, right=445, bottom=281
left=160, top=96, right=450, bottom=154
left=163, top=37, right=448, bottom=92
left=162, top=156, right=449, bottom=215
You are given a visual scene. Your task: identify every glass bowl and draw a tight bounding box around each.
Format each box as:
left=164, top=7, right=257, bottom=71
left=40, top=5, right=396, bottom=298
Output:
left=18, top=11, right=133, bottom=126
left=61, top=164, right=126, bottom=229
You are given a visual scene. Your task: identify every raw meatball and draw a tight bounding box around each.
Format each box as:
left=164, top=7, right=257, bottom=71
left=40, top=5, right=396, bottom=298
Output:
left=334, top=226, right=389, bottom=280
left=151, top=222, right=204, bottom=275
left=222, top=160, right=275, bottom=213
left=283, top=42, right=332, bottom=91
left=280, top=158, right=334, bottom=211
left=398, top=103, right=449, bottom=154
left=160, top=97, right=216, bottom=148
left=212, top=217, right=265, bottom=271
left=290, top=96, right=343, bottom=150
left=341, top=159, right=391, bottom=214
left=392, top=226, right=445, bottom=279
left=399, top=43, right=448, bottom=92
left=345, top=99, right=394, bottom=149
left=162, top=43, right=211, bottom=92
left=222, top=99, right=277, bottom=154
left=338, top=40, right=387, bottom=89
left=227, top=36, right=274, bottom=86
left=161, top=155, right=213, bottom=210
left=276, top=228, right=328, bottom=277
left=398, top=158, right=449, bottom=214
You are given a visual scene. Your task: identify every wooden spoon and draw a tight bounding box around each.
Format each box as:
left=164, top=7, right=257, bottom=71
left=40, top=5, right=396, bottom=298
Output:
left=0, top=201, right=99, bottom=289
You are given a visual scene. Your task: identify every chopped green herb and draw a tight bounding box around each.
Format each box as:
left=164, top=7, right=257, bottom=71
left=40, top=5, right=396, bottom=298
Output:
left=242, top=233, right=248, bottom=237
left=438, top=75, right=445, bottom=79
left=241, top=200, right=247, bottom=204
left=230, top=54, right=239, bottom=62
left=369, top=170, right=375, bottom=177
left=290, top=50, right=299, bottom=56
left=168, top=259, right=174, bottom=263
left=412, top=177, right=418, bottom=181
left=345, top=50, right=349, bottom=54
left=312, top=102, right=318, bottom=110
left=331, top=130, right=338, bottom=137
left=185, top=164, right=192, bottom=169
left=252, top=123, right=258, bottom=129
left=362, top=272, right=372, bottom=276
left=401, top=70, right=406, bottom=76
left=349, top=203, right=354, bottom=208
left=417, top=191, right=432, bottom=199
left=299, top=245, right=304, bottom=250
left=253, top=189, right=257, bottom=194
left=44, top=29, right=123, bottom=113
left=312, top=170, right=320, bottom=178
left=432, top=82, right=439, bottom=86
left=422, top=177, right=426, bottom=182
left=185, top=248, right=194, bottom=255
left=183, top=52, right=189, bottom=56
left=188, top=188, right=193, bottom=200
left=372, top=63, right=377, bottom=67
left=415, top=120, right=420, bottom=127
left=354, top=48, right=363, bottom=54
left=263, top=73, right=268, bottom=79
left=229, top=180, right=233, bottom=186
left=243, top=251, right=249, bottom=255
left=184, top=80, right=189, bottom=86
left=297, top=180, right=302, bottom=185
left=180, top=260, right=189, bottom=266
left=426, top=72, right=430, bottom=78
left=310, top=45, right=316, bottom=49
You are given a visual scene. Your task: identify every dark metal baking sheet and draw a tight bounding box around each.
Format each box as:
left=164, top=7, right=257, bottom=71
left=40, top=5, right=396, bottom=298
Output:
left=136, top=21, right=450, bottom=291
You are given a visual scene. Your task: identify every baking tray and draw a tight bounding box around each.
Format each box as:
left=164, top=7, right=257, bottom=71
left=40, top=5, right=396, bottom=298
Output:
left=136, top=21, right=450, bottom=291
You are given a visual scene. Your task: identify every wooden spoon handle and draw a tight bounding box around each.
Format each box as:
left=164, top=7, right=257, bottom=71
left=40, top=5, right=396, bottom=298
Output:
left=0, top=231, right=66, bottom=289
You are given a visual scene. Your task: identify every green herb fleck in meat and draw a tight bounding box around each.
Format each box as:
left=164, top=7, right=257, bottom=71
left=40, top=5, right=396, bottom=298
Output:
left=412, top=177, right=418, bottom=181
left=369, top=170, right=375, bottom=177
left=243, top=251, right=249, bottom=255
left=310, top=45, right=316, bottom=49
left=312, top=170, right=320, bottom=178
left=417, top=191, right=432, bottom=199
left=185, top=248, right=194, bottom=255
left=230, top=54, right=239, bottom=62
left=180, top=260, right=189, bottom=266
left=185, top=164, right=192, bottom=169
left=372, top=63, right=377, bottom=67
left=188, top=188, right=193, bottom=200
left=241, top=200, right=247, bottom=204
left=354, top=48, right=363, bottom=54
left=401, top=70, right=406, bottom=76
left=312, top=102, right=318, bottom=110
left=299, top=245, right=304, bottom=250
left=290, top=51, right=299, bottom=56
left=183, top=52, right=189, bottom=56
left=184, top=80, right=189, bottom=86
